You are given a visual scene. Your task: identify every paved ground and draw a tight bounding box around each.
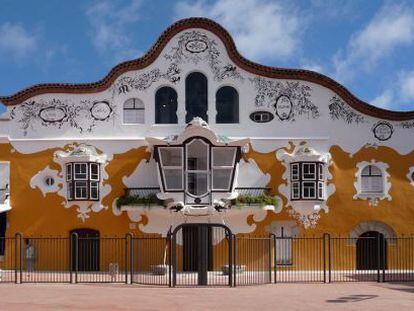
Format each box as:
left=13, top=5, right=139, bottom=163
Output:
left=0, top=282, right=413, bottom=310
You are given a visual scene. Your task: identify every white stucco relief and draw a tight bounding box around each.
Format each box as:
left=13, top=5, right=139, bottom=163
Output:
left=30, top=166, right=61, bottom=197
left=277, top=143, right=335, bottom=229
left=407, top=167, right=414, bottom=187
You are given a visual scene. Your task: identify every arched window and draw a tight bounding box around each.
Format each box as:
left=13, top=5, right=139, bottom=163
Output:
left=123, top=98, right=144, bottom=124
left=361, top=165, right=383, bottom=194
left=185, top=72, right=208, bottom=123
left=155, top=87, right=178, bottom=124
left=216, top=86, right=239, bottom=123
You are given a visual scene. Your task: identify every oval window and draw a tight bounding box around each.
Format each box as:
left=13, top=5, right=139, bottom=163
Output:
left=249, top=111, right=274, bottom=123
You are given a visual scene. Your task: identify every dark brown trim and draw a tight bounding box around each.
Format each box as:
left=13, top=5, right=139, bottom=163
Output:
left=1, top=17, right=413, bottom=121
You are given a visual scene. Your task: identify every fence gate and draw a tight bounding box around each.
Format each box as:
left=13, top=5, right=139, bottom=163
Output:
left=172, top=223, right=233, bottom=287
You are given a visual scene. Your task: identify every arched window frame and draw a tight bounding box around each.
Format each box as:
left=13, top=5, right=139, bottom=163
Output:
left=123, top=98, right=145, bottom=124
left=354, top=160, right=391, bottom=206
left=155, top=86, right=178, bottom=124
left=215, top=86, right=239, bottom=124
left=185, top=72, right=208, bottom=123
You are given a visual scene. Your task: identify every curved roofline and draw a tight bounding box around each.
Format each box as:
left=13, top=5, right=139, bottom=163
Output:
left=1, top=17, right=413, bottom=121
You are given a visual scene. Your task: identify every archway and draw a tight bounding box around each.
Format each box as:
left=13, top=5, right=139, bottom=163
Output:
left=356, top=231, right=387, bottom=270
left=70, top=229, right=100, bottom=271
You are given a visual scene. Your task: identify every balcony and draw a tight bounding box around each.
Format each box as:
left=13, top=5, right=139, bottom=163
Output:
left=118, top=187, right=277, bottom=210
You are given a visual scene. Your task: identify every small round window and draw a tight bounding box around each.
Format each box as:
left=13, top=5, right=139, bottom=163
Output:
left=45, top=177, right=55, bottom=187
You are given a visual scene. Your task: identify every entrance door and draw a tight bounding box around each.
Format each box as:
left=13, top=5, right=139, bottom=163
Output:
left=356, top=231, right=387, bottom=270
left=173, top=224, right=232, bottom=286
left=71, top=229, right=100, bottom=271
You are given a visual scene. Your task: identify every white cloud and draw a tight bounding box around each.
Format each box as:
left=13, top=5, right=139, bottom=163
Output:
left=371, top=89, right=394, bottom=110
left=174, top=0, right=302, bottom=62
left=334, top=4, right=414, bottom=82
left=86, top=0, right=142, bottom=61
left=0, top=23, right=38, bottom=59
left=400, top=70, right=414, bottom=101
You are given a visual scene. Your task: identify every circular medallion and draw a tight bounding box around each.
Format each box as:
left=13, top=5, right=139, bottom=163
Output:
left=185, top=39, right=208, bottom=53
left=372, top=121, right=393, bottom=141
left=38, top=106, right=67, bottom=123
left=274, top=95, right=293, bottom=120
left=90, top=101, right=112, bottom=121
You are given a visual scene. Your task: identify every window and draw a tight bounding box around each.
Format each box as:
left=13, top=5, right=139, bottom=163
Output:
left=45, top=177, right=55, bottom=187
left=361, top=165, right=383, bottom=194
left=155, top=87, right=178, bottom=124
left=186, top=72, right=208, bottom=122
left=123, top=98, right=144, bottom=124
left=158, top=147, right=183, bottom=190
left=290, top=162, right=325, bottom=200
left=216, top=86, right=239, bottom=123
left=186, top=139, right=209, bottom=197
left=66, top=162, right=100, bottom=201
left=212, top=147, right=236, bottom=190
left=249, top=111, right=274, bottom=123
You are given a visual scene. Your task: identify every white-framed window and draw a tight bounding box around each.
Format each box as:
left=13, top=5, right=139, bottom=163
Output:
left=67, top=162, right=100, bottom=201
left=290, top=162, right=325, bottom=200
left=212, top=147, right=236, bottom=191
left=361, top=165, right=383, bottom=194
left=123, top=98, right=145, bottom=124
left=66, top=163, right=72, bottom=181
left=74, top=181, right=88, bottom=200
left=158, top=147, right=184, bottom=191
left=74, top=163, right=88, bottom=180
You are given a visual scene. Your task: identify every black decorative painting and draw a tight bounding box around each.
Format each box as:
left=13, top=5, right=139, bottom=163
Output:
left=164, top=30, right=244, bottom=82
left=250, top=77, right=319, bottom=121
left=329, top=95, right=366, bottom=124
left=10, top=98, right=115, bottom=136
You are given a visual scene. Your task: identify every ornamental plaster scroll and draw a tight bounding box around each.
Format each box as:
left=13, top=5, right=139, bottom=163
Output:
left=250, top=77, right=319, bottom=122
left=277, top=143, right=336, bottom=229
left=407, top=167, right=414, bottom=187
left=31, top=144, right=111, bottom=221
left=235, top=158, right=271, bottom=188
left=30, top=166, right=61, bottom=197
left=10, top=98, right=116, bottom=136
left=353, top=160, right=391, bottom=206
left=349, top=221, right=397, bottom=245
left=164, top=30, right=244, bottom=82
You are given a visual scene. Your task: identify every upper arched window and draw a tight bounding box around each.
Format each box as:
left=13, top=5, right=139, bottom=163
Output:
left=155, top=87, right=178, bottom=124
left=216, top=86, right=239, bottom=123
left=185, top=72, right=208, bottom=123
left=123, top=98, right=144, bottom=124
left=361, top=165, right=383, bottom=194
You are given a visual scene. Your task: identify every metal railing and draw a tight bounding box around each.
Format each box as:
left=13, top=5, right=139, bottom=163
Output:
left=0, top=233, right=413, bottom=285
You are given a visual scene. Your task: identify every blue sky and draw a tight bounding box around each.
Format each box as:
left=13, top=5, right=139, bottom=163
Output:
left=1, top=0, right=414, bottom=114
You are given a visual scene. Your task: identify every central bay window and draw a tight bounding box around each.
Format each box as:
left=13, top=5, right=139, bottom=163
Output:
left=290, top=162, right=325, bottom=200
left=66, top=162, right=100, bottom=201
left=156, top=138, right=240, bottom=205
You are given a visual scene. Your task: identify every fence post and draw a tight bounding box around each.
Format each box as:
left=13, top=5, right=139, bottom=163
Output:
left=71, top=232, right=78, bottom=284
left=377, top=232, right=381, bottom=283
left=172, top=233, right=176, bottom=287
left=382, top=236, right=386, bottom=282
left=228, top=231, right=233, bottom=287
left=130, top=234, right=134, bottom=285
left=168, top=230, right=172, bottom=288
left=233, top=234, right=237, bottom=287
left=273, top=234, right=277, bottom=284
left=323, top=234, right=327, bottom=283
left=125, top=233, right=133, bottom=285
left=14, top=232, right=22, bottom=284
left=268, top=234, right=272, bottom=284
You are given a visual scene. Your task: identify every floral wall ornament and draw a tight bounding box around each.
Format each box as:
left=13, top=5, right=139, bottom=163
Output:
left=250, top=77, right=319, bottom=121
left=329, top=95, right=366, bottom=124
left=10, top=98, right=116, bottom=136
left=164, top=30, right=244, bottom=81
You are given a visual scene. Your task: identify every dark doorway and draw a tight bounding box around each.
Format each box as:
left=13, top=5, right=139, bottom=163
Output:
left=182, top=226, right=213, bottom=272
left=356, top=231, right=387, bottom=270
left=71, top=229, right=100, bottom=271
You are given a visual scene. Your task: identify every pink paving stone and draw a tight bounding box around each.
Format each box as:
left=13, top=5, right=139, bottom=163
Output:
left=0, top=282, right=413, bottom=310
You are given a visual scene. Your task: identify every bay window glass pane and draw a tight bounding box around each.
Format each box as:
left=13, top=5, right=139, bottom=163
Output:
left=302, top=182, right=316, bottom=199
left=90, top=182, right=99, bottom=199
left=159, top=148, right=182, bottom=167
left=318, top=164, right=324, bottom=180
left=302, top=163, right=316, bottom=179
left=291, top=181, right=300, bottom=199
left=90, top=163, right=99, bottom=181
left=164, top=169, right=183, bottom=190
left=213, top=148, right=236, bottom=166
left=291, top=163, right=299, bottom=181
left=318, top=182, right=324, bottom=199
left=187, top=139, right=208, bottom=170
left=67, top=182, right=73, bottom=200
left=74, top=163, right=88, bottom=180
left=66, top=163, right=72, bottom=181
left=75, top=181, right=88, bottom=199
left=213, top=168, right=233, bottom=190
left=187, top=172, right=208, bottom=196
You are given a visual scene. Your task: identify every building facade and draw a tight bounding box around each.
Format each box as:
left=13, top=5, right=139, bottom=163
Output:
left=0, top=18, right=413, bottom=258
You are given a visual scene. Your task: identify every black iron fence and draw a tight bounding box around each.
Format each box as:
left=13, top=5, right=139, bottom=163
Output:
left=0, top=233, right=413, bottom=286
